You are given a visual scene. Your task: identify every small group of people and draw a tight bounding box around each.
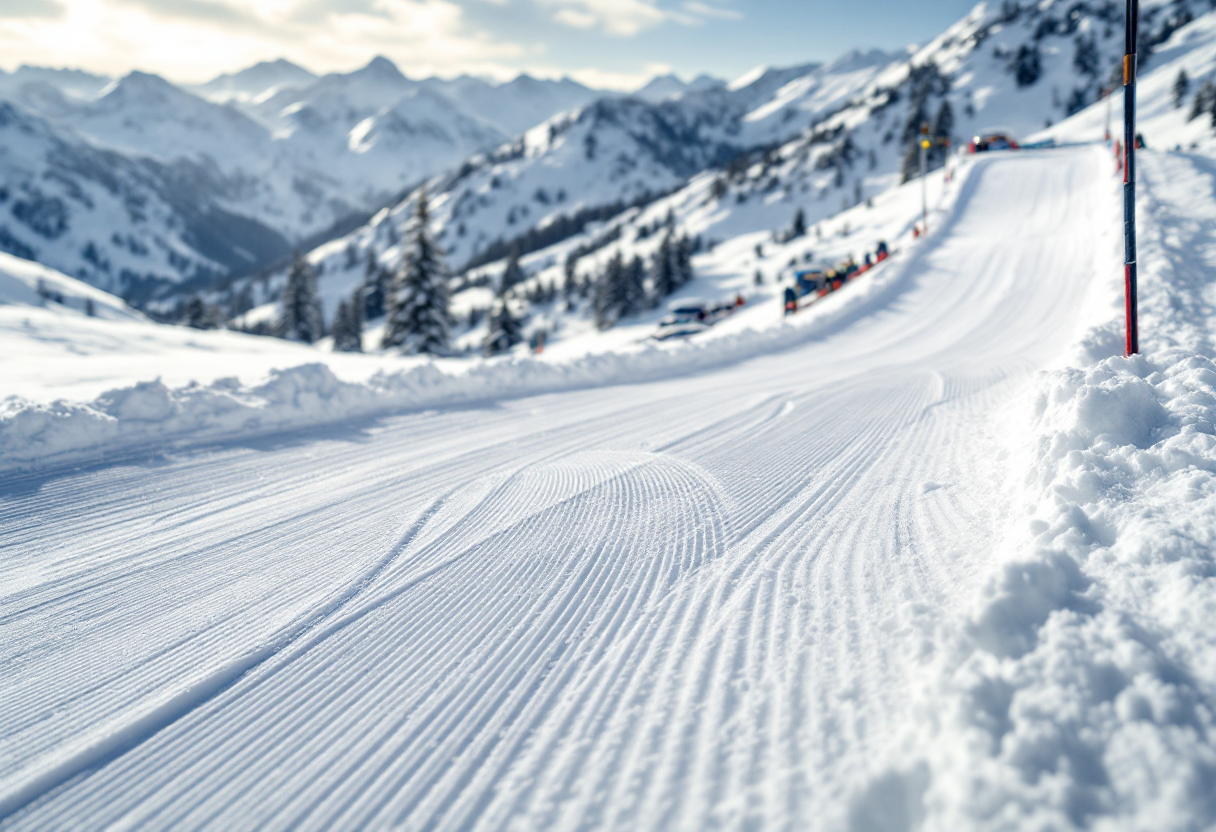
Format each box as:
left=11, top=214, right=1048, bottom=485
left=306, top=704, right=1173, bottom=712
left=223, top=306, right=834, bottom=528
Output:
left=783, top=240, right=889, bottom=316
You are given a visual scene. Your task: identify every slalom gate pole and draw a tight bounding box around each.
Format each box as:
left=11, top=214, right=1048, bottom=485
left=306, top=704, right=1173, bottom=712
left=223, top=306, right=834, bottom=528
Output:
left=1123, top=0, right=1140, bottom=355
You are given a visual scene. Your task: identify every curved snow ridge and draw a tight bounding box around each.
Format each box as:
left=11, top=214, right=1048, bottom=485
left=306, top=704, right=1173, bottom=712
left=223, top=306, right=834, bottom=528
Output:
left=866, top=151, right=1216, bottom=831
left=1, top=165, right=980, bottom=477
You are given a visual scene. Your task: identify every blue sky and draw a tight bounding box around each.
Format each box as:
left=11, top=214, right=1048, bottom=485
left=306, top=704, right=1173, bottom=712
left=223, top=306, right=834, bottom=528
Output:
left=0, top=0, right=981, bottom=88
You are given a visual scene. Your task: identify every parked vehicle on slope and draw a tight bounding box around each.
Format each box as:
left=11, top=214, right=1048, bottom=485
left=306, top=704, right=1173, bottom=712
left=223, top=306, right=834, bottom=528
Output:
left=652, top=296, right=745, bottom=340
left=969, top=130, right=1020, bottom=153
left=658, top=301, right=709, bottom=328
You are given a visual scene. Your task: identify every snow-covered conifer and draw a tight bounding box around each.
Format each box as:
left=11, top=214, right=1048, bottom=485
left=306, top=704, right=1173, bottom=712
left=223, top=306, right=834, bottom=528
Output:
left=675, top=234, right=695, bottom=286
left=500, top=248, right=525, bottom=297
left=1189, top=80, right=1215, bottom=121
left=594, top=252, right=625, bottom=330
left=331, top=294, right=364, bottom=353
left=623, top=255, right=645, bottom=316
left=362, top=252, right=390, bottom=320
left=483, top=299, right=523, bottom=356
left=1174, top=70, right=1190, bottom=109
left=792, top=208, right=807, bottom=239
left=184, top=296, right=211, bottom=329
left=563, top=256, right=578, bottom=299
left=1012, top=44, right=1041, bottom=87
left=381, top=190, right=452, bottom=355
left=651, top=232, right=678, bottom=298
left=280, top=254, right=324, bottom=343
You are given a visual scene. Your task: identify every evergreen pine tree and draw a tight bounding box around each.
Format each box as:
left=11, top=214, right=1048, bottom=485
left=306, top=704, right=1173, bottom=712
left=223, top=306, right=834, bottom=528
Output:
left=184, top=296, right=210, bottom=329
left=499, top=247, right=525, bottom=296
left=1174, top=69, right=1190, bottom=109
left=1190, top=80, right=1215, bottom=121
left=594, top=253, right=625, bottom=329
left=381, top=190, right=452, bottom=355
left=562, top=255, right=578, bottom=299
left=1012, top=44, right=1042, bottom=87
left=331, top=292, right=364, bottom=353
left=622, top=255, right=645, bottom=316
left=483, top=299, right=523, bottom=356
left=362, top=252, right=390, bottom=320
left=675, top=234, right=695, bottom=286
left=651, top=231, right=678, bottom=298
left=331, top=300, right=354, bottom=351
left=791, top=208, right=807, bottom=239
left=280, top=253, right=324, bottom=343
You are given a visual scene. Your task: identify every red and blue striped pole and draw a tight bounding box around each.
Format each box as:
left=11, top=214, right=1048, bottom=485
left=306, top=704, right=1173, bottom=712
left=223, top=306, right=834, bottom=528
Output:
left=1123, top=0, right=1140, bottom=355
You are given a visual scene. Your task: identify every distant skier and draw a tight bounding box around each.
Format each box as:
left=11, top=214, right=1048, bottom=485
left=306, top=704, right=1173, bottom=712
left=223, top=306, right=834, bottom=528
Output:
left=783, top=285, right=798, bottom=316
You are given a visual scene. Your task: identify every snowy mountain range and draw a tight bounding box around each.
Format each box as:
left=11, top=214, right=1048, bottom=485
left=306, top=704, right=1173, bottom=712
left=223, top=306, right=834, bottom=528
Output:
left=0, top=58, right=606, bottom=303
left=2, top=0, right=1209, bottom=315
left=294, top=0, right=1210, bottom=338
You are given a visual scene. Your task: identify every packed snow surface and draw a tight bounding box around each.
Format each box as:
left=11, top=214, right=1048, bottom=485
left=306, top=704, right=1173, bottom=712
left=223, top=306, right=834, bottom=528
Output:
left=3, top=146, right=1215, bottom=830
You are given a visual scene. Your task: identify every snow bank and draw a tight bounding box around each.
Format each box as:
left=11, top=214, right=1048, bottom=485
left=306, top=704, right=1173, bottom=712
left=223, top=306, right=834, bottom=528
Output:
left=0, top=248, right=910, bottom=474
left=1, top=160, right=984, bottom=476
left=854, top=150, right=1216, bottom=831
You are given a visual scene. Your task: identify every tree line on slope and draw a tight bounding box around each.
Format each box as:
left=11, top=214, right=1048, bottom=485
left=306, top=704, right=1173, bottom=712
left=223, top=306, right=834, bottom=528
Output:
left=275, top=193, right=698, bottom=358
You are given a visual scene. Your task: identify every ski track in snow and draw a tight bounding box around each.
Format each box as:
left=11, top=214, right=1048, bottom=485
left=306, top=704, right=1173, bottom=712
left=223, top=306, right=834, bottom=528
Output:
left=0, top=148, right=1113, bottom=830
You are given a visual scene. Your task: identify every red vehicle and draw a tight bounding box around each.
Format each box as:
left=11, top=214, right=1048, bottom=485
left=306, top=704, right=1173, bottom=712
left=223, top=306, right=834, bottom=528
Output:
left=969, top=130, right=1020, bottom=153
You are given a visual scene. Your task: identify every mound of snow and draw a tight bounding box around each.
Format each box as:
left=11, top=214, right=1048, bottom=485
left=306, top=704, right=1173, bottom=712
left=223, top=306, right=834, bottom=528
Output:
left=855, top=149, right=1216, bottom=830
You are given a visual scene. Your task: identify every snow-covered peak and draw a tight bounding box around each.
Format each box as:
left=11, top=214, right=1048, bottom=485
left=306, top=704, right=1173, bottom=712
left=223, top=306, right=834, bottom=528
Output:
left=744, top=50, right=901, bottom=127
left=0, top=65, right=112, bottom=102
left=71, top=71, right=269, bottom=162
left=257, top=56, right=417, bottom=134
left=421, top=73, right=600, bottom=138
left=349, top=88, right=505, bottom=154
left=632, top=73, right=726, bottom=103
left=346, top=55, right=413, bottom=89
left=191, top=59, right=317, bottom=104
left=96, top=71, right=189, bottom=108
left=820, top=48, right=896, bottom=75
left=634, top=74, right=690, bottom=102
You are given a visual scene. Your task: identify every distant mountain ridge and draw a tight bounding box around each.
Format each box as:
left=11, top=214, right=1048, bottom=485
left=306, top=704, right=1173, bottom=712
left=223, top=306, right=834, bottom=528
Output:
left=289, top=0, right=1215, bottom=340
left=0, top=57, right=608, bottom=301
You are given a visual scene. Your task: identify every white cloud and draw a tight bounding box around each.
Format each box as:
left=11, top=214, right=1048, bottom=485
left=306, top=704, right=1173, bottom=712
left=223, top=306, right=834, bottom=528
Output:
left=539, top=0, right=666, bottom=37
left=682, top=1, right=740, bottom=21
left=0, top=0, right=525, bottom=82
left=539, top=0, right=737, bottom=37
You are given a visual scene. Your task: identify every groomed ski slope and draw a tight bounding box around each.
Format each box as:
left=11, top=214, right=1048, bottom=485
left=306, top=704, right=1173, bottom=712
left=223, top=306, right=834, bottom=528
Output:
left=2, top=147, right=1116, bottom=830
